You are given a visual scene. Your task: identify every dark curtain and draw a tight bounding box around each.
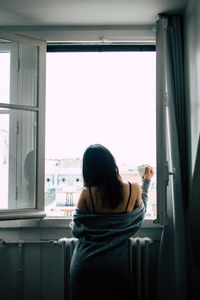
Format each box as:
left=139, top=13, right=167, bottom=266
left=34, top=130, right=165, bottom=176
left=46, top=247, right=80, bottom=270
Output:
left=166, top=16, right=189, bottom=207
left=189, top=135, right=200, bottom=266
left=156, top=15, right=188, bottom=300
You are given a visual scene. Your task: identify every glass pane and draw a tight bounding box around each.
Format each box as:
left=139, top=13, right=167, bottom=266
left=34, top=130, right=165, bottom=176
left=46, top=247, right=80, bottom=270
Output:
left=0, top=111, right=9, bottom=208
left=45, top=51, right=156, bottom=219
left=0, top=40, right=38, bottom=106
left=0, top=108, right=37, bottom=210
left=0, top=52, right=10, bottom=103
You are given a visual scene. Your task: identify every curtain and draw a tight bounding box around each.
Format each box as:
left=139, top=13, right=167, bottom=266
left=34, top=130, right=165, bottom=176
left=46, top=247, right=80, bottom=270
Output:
left=189, top=135, right=200, bottom=266
left=167, top=16, right=189, bottom=206
left=156, top=15, right=188, bottom=300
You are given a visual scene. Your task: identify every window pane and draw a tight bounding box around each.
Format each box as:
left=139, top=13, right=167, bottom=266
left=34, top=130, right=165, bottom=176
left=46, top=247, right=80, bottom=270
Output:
left=0, top=108, right=37, bottom=210
left=45, top=51, right=156, bottom=219
left=0, top=40, right=38, bottom=106
left=0, top=111, right=9, bottom=208
left=0, top=52, right=10, bottom=103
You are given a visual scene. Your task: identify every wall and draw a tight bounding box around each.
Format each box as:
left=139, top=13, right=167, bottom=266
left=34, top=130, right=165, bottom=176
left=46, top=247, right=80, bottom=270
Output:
left=0, top=241, right=64, bottom=300
left=184, top=0, right=200, bottom=298
left=184, top=0, right=200, bottom=177
left=0, top=221, right=161, bottom=300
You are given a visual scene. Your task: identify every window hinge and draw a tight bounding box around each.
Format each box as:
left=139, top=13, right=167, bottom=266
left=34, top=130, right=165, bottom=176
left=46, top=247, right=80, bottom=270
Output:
left=165, top=161, right=176, bottom=186
left=16, top=186, right=18, bottom=200
left=18, top=58, right=20, bottom=72
left=16, top=121, right=19, bottom=134
left=164, top=92, right=168, bottom=106
left=164, top=161, right=169, bottom=186
left=169, top=168, right=176, bottom=176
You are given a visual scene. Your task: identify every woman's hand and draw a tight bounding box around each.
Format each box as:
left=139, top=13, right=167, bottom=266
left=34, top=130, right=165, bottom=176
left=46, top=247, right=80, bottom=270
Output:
left=144, top=165, right=154, bottom=180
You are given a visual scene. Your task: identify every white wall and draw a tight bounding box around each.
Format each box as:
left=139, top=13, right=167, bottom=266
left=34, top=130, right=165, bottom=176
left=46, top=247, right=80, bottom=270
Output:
left=0, top=224, right=161, bottom=300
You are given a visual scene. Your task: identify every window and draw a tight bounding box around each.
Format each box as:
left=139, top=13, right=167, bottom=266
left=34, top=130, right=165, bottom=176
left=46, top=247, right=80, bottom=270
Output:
left=0, top=28, right=167, bottom=225
left=45, top=46, right=156, bottom=219
left=0, top=32, right=46, bottom=220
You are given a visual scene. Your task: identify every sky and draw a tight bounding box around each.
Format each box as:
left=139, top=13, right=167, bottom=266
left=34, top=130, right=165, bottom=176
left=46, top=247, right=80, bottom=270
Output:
left=45, top=51, right=156, bottom=168
left=0, top=50, right=156, bottom=167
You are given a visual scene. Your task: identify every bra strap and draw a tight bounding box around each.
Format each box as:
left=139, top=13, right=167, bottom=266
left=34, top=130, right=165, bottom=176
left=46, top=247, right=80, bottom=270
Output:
left=89, top=187, right=96, bottom=213
left=124, top=182, right=132, bottom=212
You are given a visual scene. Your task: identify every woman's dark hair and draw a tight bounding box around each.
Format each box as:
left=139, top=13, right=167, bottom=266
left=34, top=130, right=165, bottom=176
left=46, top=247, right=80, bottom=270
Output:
left=82, top=144, right=123, bottom=209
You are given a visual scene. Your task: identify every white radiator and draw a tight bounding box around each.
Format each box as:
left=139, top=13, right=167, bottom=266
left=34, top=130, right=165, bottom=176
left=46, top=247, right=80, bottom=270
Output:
left=129, top=237, right=153, bottom=300
left=58, top=237, right=153, bottom=300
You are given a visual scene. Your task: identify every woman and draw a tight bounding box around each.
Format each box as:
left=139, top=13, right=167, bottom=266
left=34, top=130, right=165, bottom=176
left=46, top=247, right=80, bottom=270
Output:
left=70, top=144, right=154, bottom=300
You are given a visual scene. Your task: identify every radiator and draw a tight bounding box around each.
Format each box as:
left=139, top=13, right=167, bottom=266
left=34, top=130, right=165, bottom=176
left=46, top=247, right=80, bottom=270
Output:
left=129, top=237, right=153, bottom=300
left=58, top=237, right=153, bottom=300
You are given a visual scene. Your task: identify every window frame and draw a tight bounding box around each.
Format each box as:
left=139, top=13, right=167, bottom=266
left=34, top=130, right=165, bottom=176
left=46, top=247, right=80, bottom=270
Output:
left=0, top=27, right=166, bottom=227
left=155, top=18, right=168, bottom=225
left=0, top=31, right=46, bottom=220
left=45, top=44, right=159, bottom=222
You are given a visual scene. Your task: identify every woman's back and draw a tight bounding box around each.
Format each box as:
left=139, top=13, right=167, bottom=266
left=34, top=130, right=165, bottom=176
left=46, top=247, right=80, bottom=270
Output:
left=70, top=182, right=145, bottom=300
left=70, top=144, right=154, bottom=300
left=78, top=181, right=141, bottom=214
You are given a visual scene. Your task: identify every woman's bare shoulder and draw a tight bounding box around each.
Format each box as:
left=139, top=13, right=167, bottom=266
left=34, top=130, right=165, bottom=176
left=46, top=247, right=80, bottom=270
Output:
left=131, top=182, right=140, bottom=189
left=131, top=182, right=141, bottom=195
left=81, top=186, right=89, bottom=194
left=121, top=181, right=140, bottom=190
left=77, top=187, right=89, bottom=210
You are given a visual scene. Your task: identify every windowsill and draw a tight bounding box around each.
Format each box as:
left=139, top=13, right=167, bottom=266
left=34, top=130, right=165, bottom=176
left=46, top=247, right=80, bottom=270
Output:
left=0, top=217, right=163, bottom=229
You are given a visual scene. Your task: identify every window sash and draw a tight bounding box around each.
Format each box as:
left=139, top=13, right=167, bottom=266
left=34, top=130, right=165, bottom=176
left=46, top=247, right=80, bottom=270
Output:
left=0, top=31, right=46, bottom=220
left=155, top=17, right=168, bottom=225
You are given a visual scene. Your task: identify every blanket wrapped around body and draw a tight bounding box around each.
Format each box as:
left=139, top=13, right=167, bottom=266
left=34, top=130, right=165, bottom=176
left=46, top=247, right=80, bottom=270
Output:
left=70, top=180, right=150, bottom=300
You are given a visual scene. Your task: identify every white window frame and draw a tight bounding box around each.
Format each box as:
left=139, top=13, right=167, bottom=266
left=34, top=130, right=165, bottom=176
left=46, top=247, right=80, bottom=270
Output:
left=0, top=31, right=46, bottom=220
left=45, top=44, right=158, bottom=221
left=0, top=26, right=166, bottom=227
left=155, top=18, right=169, bottom=225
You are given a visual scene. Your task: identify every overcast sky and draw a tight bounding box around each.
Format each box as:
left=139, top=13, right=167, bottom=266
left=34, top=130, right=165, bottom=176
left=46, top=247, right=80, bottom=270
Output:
left=45, top=51, right=156, bottom=168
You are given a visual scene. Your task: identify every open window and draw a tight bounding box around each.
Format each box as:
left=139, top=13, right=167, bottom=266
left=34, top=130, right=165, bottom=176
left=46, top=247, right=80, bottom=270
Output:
left=44, top=45, right=157, bottom=220
left=0, top=32, right=46, bottom=220
left=0, top=26, right=166, bottom=225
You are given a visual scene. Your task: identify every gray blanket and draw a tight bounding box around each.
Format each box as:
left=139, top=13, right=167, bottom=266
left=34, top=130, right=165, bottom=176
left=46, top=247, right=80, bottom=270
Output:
left=70, top=179, right=150, bottom=300
left=70, top=203, right=146, bottom=258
